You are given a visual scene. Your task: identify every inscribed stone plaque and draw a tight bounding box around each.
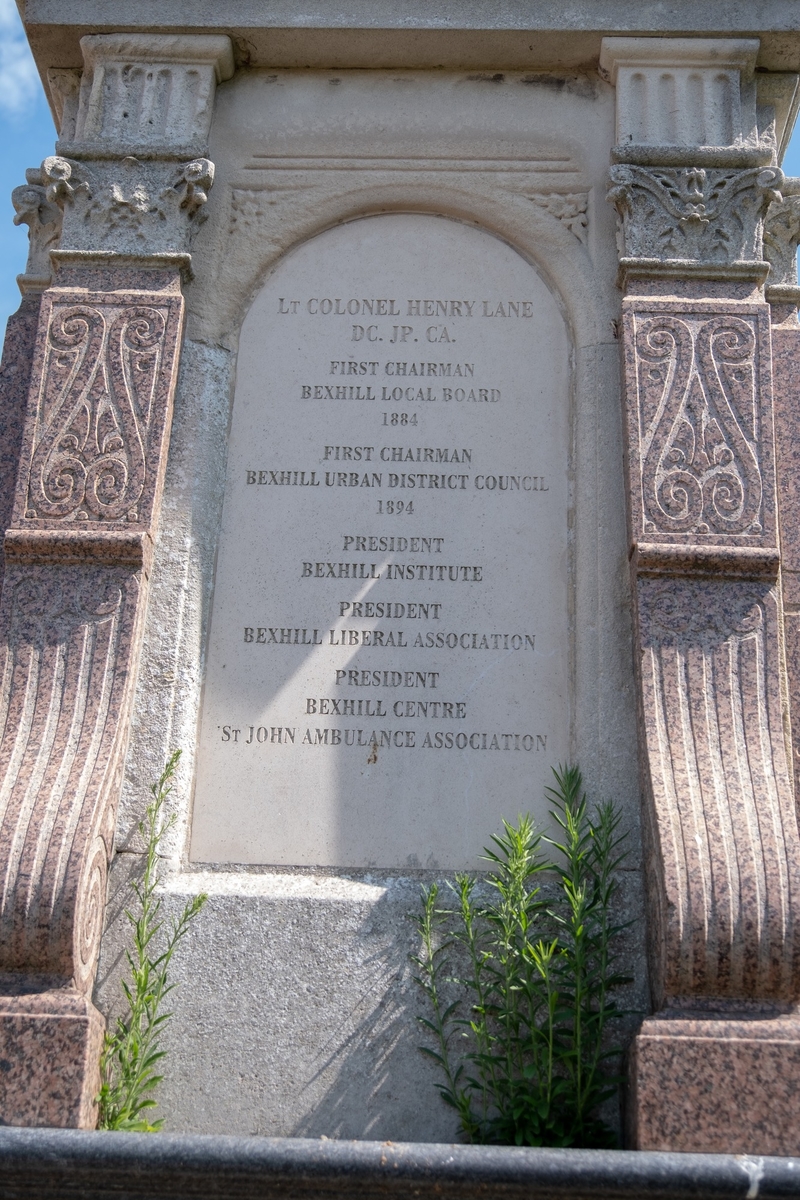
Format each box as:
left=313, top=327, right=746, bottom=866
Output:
left=191, top=214, right=570, bottom=867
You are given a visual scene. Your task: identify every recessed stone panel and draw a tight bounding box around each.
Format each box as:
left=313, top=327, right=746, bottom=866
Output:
left=190, top=213, right=570, bottom=867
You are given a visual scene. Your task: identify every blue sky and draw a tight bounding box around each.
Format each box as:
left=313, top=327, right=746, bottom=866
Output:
left=1, top=4, right=800, bottom=335
left=0, top=0, right=56, bottom=326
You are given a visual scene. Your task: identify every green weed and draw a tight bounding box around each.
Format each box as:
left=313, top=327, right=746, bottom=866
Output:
left=97, top=751, right=207, bottom=1131
left=412, top=764, right=631, bottom=1147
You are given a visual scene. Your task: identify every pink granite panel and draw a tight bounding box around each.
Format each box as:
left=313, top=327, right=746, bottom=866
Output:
left=621, top=299, right=776, bottom=556
left=0, top=563, right=143, bottom=990
left=0, top=991, right=104, bottom=1129
left=772, top=327, right=800, bottom=599
left=631, top=1013, right=800, bottom=1154
left=635, top=576, right=800, bottom=1004
left=11, top=287, right=184, bottom=535
left=0, top=274, right=184, bottom=1127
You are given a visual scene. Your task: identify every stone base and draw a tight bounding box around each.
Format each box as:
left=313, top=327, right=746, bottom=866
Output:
left=629, top=1011, right=800, bottom=1155
left=0, top=990, right=105, bottom=1128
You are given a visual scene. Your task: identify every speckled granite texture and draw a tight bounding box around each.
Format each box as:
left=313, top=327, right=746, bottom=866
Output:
left=0, top=26, right=230, bottom=1129
left=772, top=325, right=800, bottom=785
left=0, top=296, right=41, bottom=596
left=619, top=277, right=800, bottom=1147
left=0, top=992, right=103, bottom=1128
left=0, top=274, right=184, bottom=1128
left=630, top=1011, right=800, bottom=1155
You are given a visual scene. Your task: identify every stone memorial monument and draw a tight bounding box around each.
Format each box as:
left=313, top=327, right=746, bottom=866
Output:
left=2, top=0, right=800, bottom=1156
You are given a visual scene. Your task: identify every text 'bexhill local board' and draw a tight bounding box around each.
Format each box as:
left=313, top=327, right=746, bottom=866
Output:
left=191, top=214, right=570, bottom=868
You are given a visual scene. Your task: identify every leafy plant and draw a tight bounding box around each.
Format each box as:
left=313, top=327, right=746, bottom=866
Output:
left=411, top=764, right=631, bottom=1148
left=97, top=750, right=207, bottom=1131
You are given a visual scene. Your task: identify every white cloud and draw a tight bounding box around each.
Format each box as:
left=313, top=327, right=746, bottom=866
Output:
left=0, top=0, right=41, bottom=115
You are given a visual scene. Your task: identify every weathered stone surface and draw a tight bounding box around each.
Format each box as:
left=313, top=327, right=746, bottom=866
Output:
left=11, top=170, right=61, bottom=294
left=764, top=180, right=800, bottom=306
left=600, top=38, right=763, bottom=156
left=0, top=992, right=103, bottom=1129
left=608, top=166, right=782, bottom=264
left=190, top=212, right=570, bottom=868
left=4, top=7, right=800, bottom=1154
left=0, top=296, right=42, bottom=597
left=772, top=321, right=800, bottom=806
left=19, top=2, right=800, bottom=74
left=41, top=155, right=216, bottom=259
left=66, top=35, right=234, bottom=156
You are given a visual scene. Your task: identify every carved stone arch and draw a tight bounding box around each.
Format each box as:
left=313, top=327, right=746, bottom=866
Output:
left=189, top=175, right=611, bottom=359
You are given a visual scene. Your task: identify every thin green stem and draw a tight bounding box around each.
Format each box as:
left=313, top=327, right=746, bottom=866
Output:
left=97, top=751, right=207, bottom=1132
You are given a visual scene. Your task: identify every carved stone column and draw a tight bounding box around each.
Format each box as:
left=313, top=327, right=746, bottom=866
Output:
left=764, top=186, right=800, bottom=808
left=0, top=33, right=233, bottom=1128
left=603, top=37, right=800, bottom=1154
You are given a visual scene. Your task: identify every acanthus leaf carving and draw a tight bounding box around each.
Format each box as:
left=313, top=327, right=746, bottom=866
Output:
left=11, top=168, right=64, bottom=289
left=634, top=312, right=764, bottom=537
left=763, top=183, right=800, bottom=288
left=40, top=154, right=215, bottom=257
left=608, top=164, right=783, bottom=264
left=528, top=192, right=588, bottom=244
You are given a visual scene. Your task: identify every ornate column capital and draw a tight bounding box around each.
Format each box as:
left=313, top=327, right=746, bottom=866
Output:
left=608, top=163, right=783, bottom=282
left=62, top=34, right=234, bottom=159
left=40, top=153, right=215, bottom=266
left=43, top=34, right=233, bottom=270
left=602, top=37, right=799, bottom=290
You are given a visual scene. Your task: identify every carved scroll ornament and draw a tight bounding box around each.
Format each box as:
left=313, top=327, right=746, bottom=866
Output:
left=624, top=302, right=775, bottom=550
left=637, top=576, right=800, bottom=1002
left=11, top=169, right=62, bottom=290
left=40, top=155, right=215, bottom=257
left=20, top=299, right=175, bottom=526
left=634, top=313, right=764, bottom=538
